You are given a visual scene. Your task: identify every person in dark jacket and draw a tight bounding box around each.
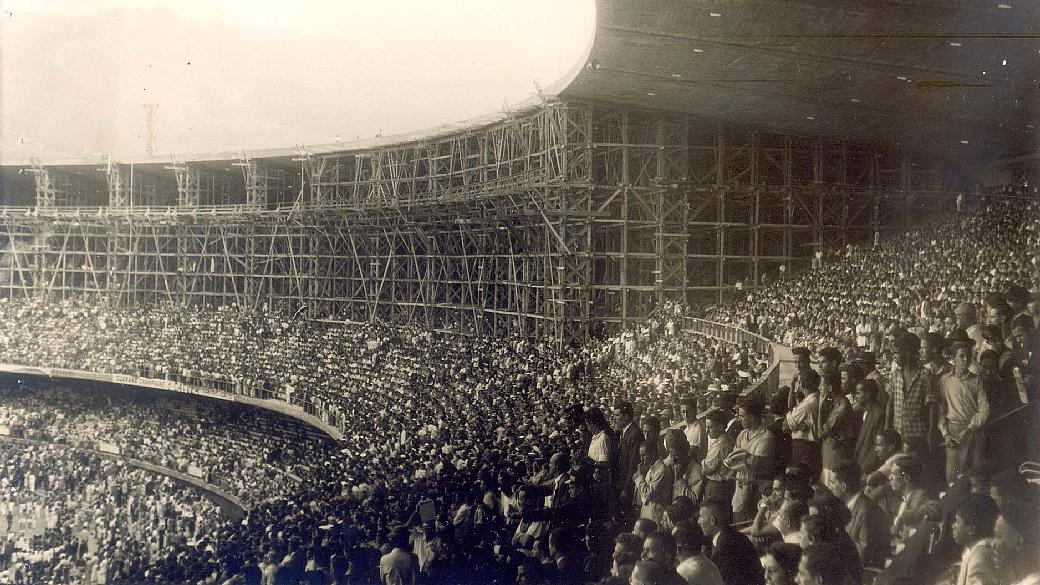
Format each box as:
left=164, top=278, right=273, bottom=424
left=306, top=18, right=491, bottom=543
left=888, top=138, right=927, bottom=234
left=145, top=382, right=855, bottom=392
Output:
left=613, top=399, right=644, bottom=523
left=697, top=498, right=764, bottom=585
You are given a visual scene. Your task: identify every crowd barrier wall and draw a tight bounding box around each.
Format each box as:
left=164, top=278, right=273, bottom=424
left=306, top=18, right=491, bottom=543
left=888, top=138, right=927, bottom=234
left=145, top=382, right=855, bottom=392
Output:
left=0, top=363, right=344, bottom=441
left=682, top=317, right=781, bottom=400
left=0, top=435, right=245, bottom=514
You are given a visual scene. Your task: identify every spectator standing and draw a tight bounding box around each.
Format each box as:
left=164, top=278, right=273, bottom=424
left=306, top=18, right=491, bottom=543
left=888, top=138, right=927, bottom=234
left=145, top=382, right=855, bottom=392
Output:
left=852, top=380, right=885, bottom=475
left=613, top=400, right=644, bottom=524
left=885, top=333, right=939, bottom=457
left=663, top=430, right=703, bottom=502
left=728, top=399, right=776, bottom=523
left=1008, top=317, right=1039, bottom=403
left=938, top=330, right=990, bottom=485
left=817, top=367, right=856, bottom=486
left=701, top=409, right=735, bottom=503
left=955, top=303, right=987, bottom=357
left=856, top=352, right=889, bottom=408
left=671, top=398, right=707, bottom=455
left=921, top=332, right=952, bottom=378
left=788, top=348, right=815, bottom=411
left=585, top=407, right=617, bottom=472
left=635, top=442, right=673, bottom=527
left=783, top=369, right=821, bottom=480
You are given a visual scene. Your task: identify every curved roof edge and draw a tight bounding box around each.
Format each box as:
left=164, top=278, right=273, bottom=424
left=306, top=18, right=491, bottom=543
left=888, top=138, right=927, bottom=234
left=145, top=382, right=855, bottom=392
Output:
left=1, top=8, right=597, bottom=169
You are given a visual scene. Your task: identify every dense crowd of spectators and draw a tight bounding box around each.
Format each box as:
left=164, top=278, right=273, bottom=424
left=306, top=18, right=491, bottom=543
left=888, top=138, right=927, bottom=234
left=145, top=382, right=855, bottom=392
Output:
left=0, top=299, right=781, bottom=584
left=710, top=199, right=1039, bottom=367
left=0, top=442, right=224, bottom=584
left=0, top=384, right=332, bottom=506
left=0, top=195, right=1034, bottom=585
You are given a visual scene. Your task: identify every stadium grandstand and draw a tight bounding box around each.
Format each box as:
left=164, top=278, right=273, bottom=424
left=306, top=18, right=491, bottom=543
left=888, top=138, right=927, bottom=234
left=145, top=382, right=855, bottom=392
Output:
left=0, top=1, right=1038, bottom=584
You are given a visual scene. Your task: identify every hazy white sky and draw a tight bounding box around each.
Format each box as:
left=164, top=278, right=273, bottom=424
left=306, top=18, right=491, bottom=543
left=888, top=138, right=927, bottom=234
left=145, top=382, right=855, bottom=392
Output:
left=0, top=0, right=596, bottom=163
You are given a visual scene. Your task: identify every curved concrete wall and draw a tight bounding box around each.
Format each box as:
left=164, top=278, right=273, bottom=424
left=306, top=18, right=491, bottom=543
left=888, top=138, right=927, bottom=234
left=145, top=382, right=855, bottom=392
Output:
left=0, top=435, right=245, bottom=516
left=0, top=363, right=343, bottom=440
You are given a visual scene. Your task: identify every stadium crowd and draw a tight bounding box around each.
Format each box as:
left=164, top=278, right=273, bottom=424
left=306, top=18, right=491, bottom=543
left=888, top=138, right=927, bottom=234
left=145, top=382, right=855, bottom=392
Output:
left=0, top=198, right=1033, bottom=585
left=0, top=385, right=332, bottom=506
left=0, top=442, right=224, bottom=585
left=709, top=199, right=1040, bottom=368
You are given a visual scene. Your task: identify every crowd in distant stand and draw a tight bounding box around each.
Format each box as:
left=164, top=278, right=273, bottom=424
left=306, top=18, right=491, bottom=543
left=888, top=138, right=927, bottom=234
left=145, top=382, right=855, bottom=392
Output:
left=0, top=197, right=1033, bottom=585
left=0, top=442, right=224, bottom=585
left=0, top=385, right=332, bottom=506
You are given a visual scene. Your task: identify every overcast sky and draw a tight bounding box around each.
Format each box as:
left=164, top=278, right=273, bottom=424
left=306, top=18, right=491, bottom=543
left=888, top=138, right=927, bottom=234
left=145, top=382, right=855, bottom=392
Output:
left=0, top=0, right=596, bottom=163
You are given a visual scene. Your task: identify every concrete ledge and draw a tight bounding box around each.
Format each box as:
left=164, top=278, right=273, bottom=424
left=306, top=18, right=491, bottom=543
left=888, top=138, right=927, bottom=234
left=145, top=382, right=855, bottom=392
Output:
left=0, top=363, right=343, bottom=441
left=0, top=435, right=246, bottom=516
left=682, top=317, right=782, bottom=398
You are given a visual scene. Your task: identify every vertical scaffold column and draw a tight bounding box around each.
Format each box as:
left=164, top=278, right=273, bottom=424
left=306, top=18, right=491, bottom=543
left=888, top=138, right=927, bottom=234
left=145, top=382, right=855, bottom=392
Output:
left=105, top=161, right=130, bottom=208
left=547, top=186, right=592, bottom=345
left=28, top=159, right=62, bottom=209
left=714, top=123, right=727, bottom=306
left=293, top=147, right=330, bottom=206
left=168, top=162, right=201, bottom=208
left=235, top=154, right=268, bottom=209
left=653, top=116, right=690, bottom=305
left=869, top=154, right=882, bottom=246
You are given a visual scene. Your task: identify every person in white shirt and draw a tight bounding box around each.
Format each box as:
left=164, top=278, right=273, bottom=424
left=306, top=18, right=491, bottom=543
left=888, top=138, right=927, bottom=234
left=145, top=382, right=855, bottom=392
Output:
left=783, top=369, right=821, bottom=479
left=701, top=409, right=735, bottom=503
left=670, top=398, right=706, bottom=454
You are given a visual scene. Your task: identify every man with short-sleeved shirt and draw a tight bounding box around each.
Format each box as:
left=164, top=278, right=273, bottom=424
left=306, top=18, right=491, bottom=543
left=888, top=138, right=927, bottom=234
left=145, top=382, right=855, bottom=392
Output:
left=885, top=333, right=938, bottom=454
left=671, top=398, right=706, bottom=454
left=783, top=369, right=821, bottom=479
left=727, top=399, right=776, bottom=522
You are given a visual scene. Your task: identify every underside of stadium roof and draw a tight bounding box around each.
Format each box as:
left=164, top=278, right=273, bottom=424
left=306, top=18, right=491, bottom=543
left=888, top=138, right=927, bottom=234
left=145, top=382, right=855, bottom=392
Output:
left=0, top=0, right=1036, bottom=343
left=565, top=0, right=1039, bottom=167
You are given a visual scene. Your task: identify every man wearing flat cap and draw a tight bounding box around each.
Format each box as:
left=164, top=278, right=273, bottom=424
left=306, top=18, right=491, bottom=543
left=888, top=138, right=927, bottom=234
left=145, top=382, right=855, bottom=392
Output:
left=954, top=302, right=987, bottom=356
left=885, top=332, right=939, bottom=457
left=937, top=329, right=989, bottom=485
